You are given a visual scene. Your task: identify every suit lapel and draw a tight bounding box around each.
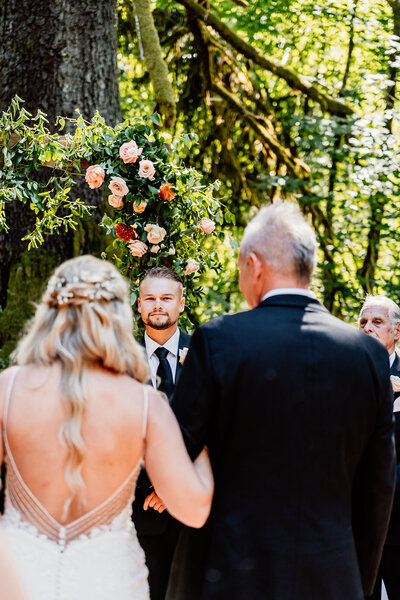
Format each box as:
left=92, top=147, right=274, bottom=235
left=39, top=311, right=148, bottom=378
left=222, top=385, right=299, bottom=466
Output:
left=175, top=330, right=191, bottom=381
left=391, top=353, right=400, bottom=400
left=391, top=353, right=400, bottom=377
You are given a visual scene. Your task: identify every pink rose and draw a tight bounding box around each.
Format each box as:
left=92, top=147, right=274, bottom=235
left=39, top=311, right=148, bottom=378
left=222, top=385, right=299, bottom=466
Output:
left=108, top=176, right=129, bottom=197
left=85, top=165, right=105, bottom=189
left=150, top=245, right=160, bottom=254
left=128, top=240, right=148, bottom=257
left=138, top=159, right=156, bottom=179
left=199, top=217, right=216, bottom=234
left=144, top=223, right=166, bottom=244
left=133, top=200, right=147, bottom=214
left=119, top=140, right=143, bottom=164
left=108, top=194, right=123, bottom=209
left=184, top=258, right=200, bottom=276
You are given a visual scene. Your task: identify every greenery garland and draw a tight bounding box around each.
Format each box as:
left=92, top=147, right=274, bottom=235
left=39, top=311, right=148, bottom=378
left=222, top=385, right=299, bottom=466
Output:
left=0, top=97, right=232, bottom=327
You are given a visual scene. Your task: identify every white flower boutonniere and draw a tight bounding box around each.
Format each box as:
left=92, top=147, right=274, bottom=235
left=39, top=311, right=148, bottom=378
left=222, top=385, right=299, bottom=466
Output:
left=179, top=347, right=189, bottom=365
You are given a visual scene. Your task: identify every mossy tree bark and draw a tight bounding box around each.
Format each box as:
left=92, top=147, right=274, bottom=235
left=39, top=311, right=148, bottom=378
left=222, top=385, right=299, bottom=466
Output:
left=133, top=0, right=176, bottom=128
left=0, top=0, right=121, bottom=364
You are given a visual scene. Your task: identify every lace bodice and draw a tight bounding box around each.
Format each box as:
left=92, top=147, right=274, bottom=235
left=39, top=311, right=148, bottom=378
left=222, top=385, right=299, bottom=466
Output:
left=2, top=368, right=148, bottom=547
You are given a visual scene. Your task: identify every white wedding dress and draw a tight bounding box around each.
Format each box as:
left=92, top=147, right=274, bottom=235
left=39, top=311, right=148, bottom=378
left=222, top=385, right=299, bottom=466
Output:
left=0, top=370, right=150, bottom=600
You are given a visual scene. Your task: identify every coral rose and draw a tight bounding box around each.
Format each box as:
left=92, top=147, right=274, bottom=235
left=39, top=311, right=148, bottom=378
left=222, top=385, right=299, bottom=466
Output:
left=128, top=240, right=148, bottom=257
left=119, top=140, right=143, bottom=164
left=150, top=245, right=160, bottom=254
left=108, top=176, right=129, bottom=197
left=183, top=258, right=200, bottom=276
left=108, top=194, right=123, bottom=209
left=138, top=159, right=156, bottom=179
left=144, top=223, right=166, bottom=244
left=133, top=200, right=147, bottom=214
left=85, top=165, right=105, bottom=189
left=199, top=217, right=216, bottom=234
left=158, top=182, right=176, bottom=202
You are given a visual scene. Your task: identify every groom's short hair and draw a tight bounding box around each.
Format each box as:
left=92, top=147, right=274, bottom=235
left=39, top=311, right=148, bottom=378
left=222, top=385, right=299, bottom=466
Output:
left=240, top=201, right=317, bottom=284
left=139, top=267, right=184, bottom=295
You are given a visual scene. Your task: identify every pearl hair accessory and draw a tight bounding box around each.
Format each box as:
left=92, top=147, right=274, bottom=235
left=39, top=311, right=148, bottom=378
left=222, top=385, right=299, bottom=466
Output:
left=44, top=271, right=119, bottom=307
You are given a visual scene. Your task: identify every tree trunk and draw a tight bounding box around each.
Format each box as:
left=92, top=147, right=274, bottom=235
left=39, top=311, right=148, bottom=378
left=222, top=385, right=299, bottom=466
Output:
left=0, top=0, right=121, bottom=364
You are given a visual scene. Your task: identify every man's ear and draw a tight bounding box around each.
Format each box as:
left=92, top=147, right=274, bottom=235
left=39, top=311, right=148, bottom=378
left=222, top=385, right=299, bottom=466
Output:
left=248, top=251, right=263, bottom=282
left=179, top=296, right=185, bottom=313
left=394, top=322, right=400, bottom=341
left=138, top=297, right=142, bottom=314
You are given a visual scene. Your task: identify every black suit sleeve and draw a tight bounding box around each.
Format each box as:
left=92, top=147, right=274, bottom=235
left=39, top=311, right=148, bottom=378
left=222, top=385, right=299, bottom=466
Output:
left=171, top=326, right=215, bottom=460
left=352, top=348, right=396, bottom=597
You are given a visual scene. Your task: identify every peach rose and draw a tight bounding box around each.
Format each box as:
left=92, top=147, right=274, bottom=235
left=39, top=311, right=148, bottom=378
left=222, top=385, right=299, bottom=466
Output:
left=183, top=258, right=200, bottom=276
left=108, top=194, right=123, bottom=209
left=128, top=240, right=148, bottom=257
left=108, top=176, right=129, bottom=197
left=85, top=165, right=105, bottom=189
left=133, top=200, right=147, bottom=214
left=199, top=217, right=216, bottom=234
left=138, top=159, right=156, bottom=179
left=150, top=245, right=160, bottom=254
left=158, top=182, right=176, bottom=202
left=144, top=223, right=166, bottom=244
left=119, top=140, right=143, bottom=164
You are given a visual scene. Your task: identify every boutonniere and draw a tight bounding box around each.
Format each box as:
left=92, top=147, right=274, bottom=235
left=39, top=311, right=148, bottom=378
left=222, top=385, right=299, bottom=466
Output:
left=179, top=347, right=189, bottom=364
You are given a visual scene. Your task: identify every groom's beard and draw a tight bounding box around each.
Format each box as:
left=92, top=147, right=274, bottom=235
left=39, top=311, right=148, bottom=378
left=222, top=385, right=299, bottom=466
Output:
left=144, top=313, right=177, bottom=330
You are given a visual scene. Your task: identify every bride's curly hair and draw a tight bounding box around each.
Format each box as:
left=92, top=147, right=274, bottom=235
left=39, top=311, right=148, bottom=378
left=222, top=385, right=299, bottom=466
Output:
left=14, top=255, right=149, bottom=520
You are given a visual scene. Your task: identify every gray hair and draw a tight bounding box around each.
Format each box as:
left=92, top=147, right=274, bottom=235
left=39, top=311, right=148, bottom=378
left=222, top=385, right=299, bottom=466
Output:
left=240, top=201, right=318, bottom=284
left=359, top=294, right=400, bottom=329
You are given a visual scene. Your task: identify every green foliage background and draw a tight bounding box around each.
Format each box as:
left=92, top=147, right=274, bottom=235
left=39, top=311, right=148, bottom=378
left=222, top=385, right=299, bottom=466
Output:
left=119, top=0, right=400, bottom=322
left=2, top=0, right=400, bottom=363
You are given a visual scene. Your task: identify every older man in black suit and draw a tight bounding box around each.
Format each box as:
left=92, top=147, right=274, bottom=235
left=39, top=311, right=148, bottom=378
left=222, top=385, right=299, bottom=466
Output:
left=171, top=201, right=396, bottom=600
left=359, top=295, right=400, bottom=600
left=131, top=267, right=190, bottom=600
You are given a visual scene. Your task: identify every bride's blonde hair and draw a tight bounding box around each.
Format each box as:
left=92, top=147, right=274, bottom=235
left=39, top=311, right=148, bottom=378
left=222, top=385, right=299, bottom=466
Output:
left=15, top=255, right=149, bottom=520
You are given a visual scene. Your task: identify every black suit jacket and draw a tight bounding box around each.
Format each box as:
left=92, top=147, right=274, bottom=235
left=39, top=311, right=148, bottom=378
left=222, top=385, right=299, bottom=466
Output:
left=132, top=329, right=191, bottom=537
left=384, top=353, right=400, bottom=546
left=171, top=295, right=395, bottom=600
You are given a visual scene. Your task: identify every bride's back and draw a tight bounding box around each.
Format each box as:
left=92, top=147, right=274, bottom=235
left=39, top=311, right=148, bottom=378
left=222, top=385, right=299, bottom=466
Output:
left=2, top=362, right=146, bottom=524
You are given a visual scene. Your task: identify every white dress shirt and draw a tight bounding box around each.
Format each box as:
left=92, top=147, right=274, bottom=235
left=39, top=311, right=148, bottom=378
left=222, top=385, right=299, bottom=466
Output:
left=389, top=351, right=400, bottom=413
left=261, top=288, right=317, bottom=303
left=144, top=329, right=180, bottom=388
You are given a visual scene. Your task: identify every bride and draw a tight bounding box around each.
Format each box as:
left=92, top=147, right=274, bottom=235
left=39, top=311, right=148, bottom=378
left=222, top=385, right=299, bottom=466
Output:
left=0, top=255, right=213, bottom=600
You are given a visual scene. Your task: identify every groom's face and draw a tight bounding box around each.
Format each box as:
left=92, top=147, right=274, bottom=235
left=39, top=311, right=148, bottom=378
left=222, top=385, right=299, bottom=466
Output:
left=138, top=276, right=185, bottom=331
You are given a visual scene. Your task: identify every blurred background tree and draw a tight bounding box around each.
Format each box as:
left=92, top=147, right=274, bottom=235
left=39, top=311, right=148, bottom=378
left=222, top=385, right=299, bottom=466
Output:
left=1, top=0, right=400, bottom=364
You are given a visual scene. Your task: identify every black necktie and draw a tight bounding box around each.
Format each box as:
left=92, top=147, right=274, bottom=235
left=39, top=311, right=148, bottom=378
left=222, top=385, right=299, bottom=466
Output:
left=155, top=347, right=174, bottom=399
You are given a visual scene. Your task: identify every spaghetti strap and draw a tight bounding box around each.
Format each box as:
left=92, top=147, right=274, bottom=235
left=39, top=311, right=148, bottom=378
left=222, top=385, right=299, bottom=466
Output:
left=3, top=368, right=19, bottom=438
left=142, top=386, right=149, bottom=439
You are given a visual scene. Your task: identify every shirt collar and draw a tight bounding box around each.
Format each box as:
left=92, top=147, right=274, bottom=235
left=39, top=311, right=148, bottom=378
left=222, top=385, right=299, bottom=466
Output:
left=144, top=328, right=180, bottom=357
left=389, top=351, right=396, bottom=367
left=261, top=288, right=317, bottom=303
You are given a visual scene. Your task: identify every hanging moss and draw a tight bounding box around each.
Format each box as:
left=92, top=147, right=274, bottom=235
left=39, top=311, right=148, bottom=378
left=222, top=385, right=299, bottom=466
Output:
left=133, top=0, right=176, bottom=127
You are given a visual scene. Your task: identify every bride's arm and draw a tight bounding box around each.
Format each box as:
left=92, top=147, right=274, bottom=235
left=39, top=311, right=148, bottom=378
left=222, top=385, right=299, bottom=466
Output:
left=144, top=389, right=213, bottom=528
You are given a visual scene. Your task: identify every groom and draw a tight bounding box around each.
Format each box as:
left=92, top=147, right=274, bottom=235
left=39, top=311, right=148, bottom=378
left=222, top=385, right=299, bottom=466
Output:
left=132, top=267, right=190, bottom=600
left=171, top=202, right=396, bottom=600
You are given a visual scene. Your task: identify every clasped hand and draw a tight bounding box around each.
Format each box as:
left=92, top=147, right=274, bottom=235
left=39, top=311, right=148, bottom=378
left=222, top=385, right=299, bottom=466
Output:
left=143, top=491, right=166, bottom=513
